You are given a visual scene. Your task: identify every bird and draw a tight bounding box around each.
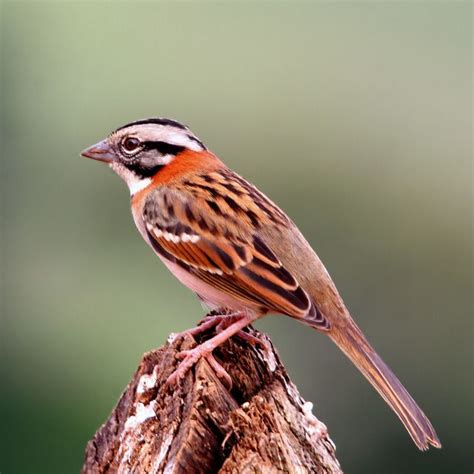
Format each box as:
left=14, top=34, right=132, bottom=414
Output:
left=81, top=117, right=441, bottom=450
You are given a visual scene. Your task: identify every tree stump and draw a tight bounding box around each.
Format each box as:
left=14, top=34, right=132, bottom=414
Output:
left=82, top=325, right=342, bottom=473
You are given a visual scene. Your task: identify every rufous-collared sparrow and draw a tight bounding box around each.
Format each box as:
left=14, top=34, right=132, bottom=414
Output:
left=81, top=117, right=440, bottom=450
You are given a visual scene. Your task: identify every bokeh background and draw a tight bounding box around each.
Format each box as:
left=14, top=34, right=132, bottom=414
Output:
left=1, top=2, right=471, bottom=473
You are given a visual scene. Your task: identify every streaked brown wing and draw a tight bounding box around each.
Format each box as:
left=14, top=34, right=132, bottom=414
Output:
left=142, top=171, right=329, bottom=328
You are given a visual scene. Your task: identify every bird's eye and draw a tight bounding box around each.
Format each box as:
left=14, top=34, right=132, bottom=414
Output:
left=121, top=137, right=141, bottom=154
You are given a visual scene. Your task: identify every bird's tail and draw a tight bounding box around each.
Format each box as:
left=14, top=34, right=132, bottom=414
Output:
left=321, top=319, right=441, bottom=450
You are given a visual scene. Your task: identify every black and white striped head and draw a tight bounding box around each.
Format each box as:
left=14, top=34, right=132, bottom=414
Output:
left=81, top=118, right=206, bottom=194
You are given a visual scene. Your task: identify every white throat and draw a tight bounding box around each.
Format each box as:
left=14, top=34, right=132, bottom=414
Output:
left=129, top=177, right=152, bottom=196
left=109, top=162, right=152, bottom=196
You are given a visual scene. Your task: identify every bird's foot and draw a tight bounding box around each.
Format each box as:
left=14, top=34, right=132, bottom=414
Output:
left=166, top=312, right=257, bottom=389
left=167, top=346, right=232, bottom=389
left=172, top=310, right=240, bottom=340
left=215, top=315, right=265, bottom=347
left=172, top=310, right=264, bottom=348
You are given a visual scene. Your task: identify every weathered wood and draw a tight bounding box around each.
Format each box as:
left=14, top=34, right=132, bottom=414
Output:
left=82, top=325, right=342, bottom=473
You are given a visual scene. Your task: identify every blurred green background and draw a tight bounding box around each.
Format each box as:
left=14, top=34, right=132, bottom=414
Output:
left=1, top=1, right=471, bottom=473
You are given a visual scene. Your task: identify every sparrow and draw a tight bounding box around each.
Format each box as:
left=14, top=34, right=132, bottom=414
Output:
left=81, top=117, right=441, bottom=450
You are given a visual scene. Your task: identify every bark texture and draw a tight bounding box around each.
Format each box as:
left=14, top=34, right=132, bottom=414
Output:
left=82, top=326, right=342, bottom=473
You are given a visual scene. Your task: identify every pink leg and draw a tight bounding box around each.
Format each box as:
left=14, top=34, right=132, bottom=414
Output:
left=166, top=312, right=257, bottom=387
left=173, top=311, right=241, bottom=340
left=176, top=316, right=224, bottom=338
left=214, top=316, right=266, bottom=348
left=215, top=314, right=245, bottom=332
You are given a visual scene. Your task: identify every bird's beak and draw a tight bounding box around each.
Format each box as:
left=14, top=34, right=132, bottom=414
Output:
left=81, top=140, right=115, bottom=163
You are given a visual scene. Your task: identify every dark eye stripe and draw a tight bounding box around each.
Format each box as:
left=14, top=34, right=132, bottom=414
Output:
left=122, top=141, right=184, bottom=178
left=143, top=141, right=185, bottom=155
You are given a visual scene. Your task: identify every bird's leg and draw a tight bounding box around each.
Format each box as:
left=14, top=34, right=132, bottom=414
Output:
left=177, top=315, right=224, bottom=338
left=166, top=312, right=257, bottom=388
left=172, top=310, right=265, bottom=347
left=215, top=314, right=266, bottom=348
left=171, top=310, right=235, bottom=340
left=215, top=313, right=244, bottom=332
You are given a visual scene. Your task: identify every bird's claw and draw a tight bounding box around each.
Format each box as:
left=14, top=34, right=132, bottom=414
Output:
left=166, top=346, right=233, bottom=390
left=235, top=330, right=267, bottom=348
left=165, top=311, right=257, bottom=390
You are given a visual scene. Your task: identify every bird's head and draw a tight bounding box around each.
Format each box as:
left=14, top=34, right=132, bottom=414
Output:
left=81, top=118, right=207, bottom=194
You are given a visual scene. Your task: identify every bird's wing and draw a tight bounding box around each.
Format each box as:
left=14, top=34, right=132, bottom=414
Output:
left=142, top=170, right=329, bottom=329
